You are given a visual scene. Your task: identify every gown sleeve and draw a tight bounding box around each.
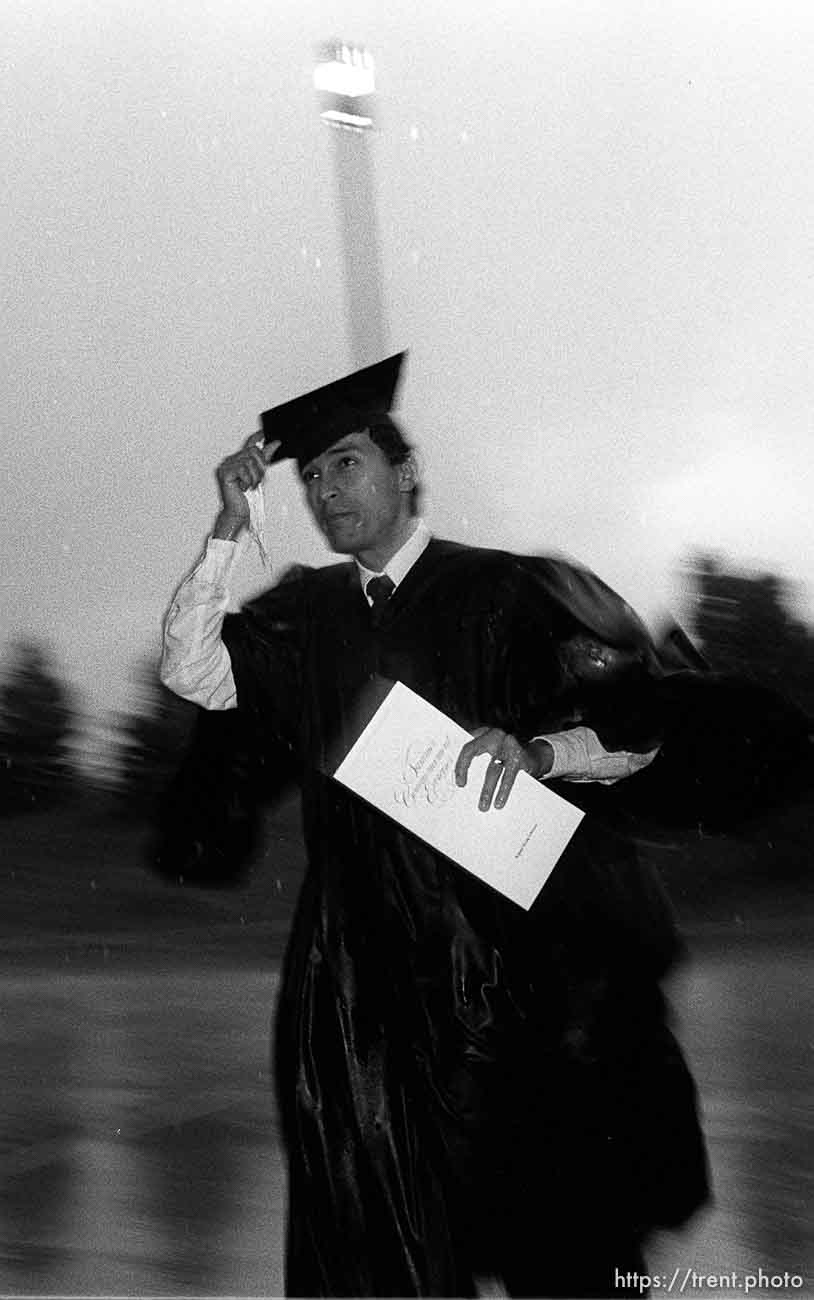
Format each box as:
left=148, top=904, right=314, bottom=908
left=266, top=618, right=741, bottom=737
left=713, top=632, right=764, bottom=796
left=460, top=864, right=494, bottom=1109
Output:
left=220, top=563, right=312, bottom=761
left=601, top=671, right=813, bottom=834
left=148, top=566, right=312, bottom=886
left=513, top=554, right=812, bottom=835
left=546, top=665, right=812, bottom=837
left=148, top=704, right=293, bottom=886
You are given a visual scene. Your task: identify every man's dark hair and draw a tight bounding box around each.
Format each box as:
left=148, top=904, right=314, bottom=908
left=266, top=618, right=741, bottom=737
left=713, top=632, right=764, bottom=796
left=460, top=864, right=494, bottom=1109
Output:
left=368, top=417, right=421, bottom=515
left=367, top=415, right=412, bottom=463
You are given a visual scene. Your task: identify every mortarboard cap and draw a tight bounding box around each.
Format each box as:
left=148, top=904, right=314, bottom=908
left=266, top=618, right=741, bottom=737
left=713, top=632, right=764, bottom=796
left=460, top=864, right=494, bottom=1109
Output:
left=261, top=351, right=406, bottom=468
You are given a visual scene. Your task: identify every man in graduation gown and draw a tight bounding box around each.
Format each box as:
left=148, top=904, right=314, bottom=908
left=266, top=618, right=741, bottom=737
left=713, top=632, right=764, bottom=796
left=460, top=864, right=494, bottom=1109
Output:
left=160, top=354, right=808, bottom=1297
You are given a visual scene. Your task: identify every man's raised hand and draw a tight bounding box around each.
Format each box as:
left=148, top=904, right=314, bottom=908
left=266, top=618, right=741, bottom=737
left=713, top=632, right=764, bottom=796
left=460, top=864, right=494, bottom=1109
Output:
left=214, top=435, right=280, bottom=539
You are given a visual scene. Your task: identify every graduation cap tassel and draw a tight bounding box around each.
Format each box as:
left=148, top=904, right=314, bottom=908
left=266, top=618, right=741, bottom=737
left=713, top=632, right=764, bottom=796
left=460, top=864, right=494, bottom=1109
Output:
left=246, top=483, right=270, bottom=567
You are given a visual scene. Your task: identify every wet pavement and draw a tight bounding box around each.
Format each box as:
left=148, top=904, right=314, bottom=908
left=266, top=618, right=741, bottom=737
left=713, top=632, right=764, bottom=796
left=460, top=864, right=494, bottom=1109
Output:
left=0, top=931, right=811, bottom=1297
left=0, top=963, right=285, bottom=1296
left=648, top=934, right=813, bottom=1297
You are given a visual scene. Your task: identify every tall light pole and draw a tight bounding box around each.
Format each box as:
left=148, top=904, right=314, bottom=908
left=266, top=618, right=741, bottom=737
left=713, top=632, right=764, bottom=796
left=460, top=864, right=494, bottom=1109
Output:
left=314, top=42, right=390, bottom=369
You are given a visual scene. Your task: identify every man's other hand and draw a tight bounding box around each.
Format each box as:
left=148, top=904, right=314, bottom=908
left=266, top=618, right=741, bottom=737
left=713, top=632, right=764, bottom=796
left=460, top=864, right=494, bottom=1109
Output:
left=213, top=435, right=281, bottom=539
left=454, top=728, right=554, bottom=811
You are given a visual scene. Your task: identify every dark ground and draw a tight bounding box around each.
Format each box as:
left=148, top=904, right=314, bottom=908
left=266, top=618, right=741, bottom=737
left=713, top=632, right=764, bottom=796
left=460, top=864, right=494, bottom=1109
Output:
left=0, top=794, right=811, bottom=1297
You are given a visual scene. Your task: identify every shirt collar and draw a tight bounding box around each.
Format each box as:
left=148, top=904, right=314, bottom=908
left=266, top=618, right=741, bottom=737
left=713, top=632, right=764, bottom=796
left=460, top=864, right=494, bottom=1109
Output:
left=356, top=518, right=432, bottom=600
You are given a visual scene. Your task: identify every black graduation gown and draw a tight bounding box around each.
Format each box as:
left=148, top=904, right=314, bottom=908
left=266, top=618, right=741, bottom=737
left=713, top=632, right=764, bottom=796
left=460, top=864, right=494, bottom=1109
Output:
left=222, top=539, right=710, bottom=1297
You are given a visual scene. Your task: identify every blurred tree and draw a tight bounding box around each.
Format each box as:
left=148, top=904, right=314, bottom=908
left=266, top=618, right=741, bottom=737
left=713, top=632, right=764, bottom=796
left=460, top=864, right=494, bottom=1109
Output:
left=114, top=659, right=198, bottom=817
left=685, top=553, right=814, bottom=717
left=0, top=639, right=76, bottom=813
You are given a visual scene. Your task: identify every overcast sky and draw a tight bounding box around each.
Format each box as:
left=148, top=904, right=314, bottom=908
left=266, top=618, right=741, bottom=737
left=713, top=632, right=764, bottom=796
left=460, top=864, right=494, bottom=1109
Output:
left=3, top=0, right=813, bottom=740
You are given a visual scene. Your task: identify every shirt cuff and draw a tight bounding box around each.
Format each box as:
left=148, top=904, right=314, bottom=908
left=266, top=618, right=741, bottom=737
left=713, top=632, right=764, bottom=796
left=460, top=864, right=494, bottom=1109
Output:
left=538, top=729, right=593, bottom=779
left=202, top=534, right=241, bottom=573
left=534, top=727, right=659, bottom=785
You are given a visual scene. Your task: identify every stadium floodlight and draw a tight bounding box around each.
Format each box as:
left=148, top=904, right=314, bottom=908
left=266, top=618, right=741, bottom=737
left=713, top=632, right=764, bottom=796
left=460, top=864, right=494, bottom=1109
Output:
left=314, top=41, right=375, bottom=130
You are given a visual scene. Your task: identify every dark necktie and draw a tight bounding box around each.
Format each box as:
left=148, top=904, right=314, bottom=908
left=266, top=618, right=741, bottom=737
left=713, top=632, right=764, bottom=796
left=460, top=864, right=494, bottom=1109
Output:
left=366, top=574, right=395, bottom=623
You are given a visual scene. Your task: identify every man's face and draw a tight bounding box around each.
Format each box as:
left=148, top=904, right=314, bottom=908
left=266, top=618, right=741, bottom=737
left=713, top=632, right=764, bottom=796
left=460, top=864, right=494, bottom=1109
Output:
left=300, top=430, right=414, bottom=564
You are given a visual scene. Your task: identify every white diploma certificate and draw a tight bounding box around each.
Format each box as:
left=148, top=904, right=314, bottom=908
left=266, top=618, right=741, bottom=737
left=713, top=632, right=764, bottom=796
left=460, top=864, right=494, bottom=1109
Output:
left=333, top=681, right=585, bottom=909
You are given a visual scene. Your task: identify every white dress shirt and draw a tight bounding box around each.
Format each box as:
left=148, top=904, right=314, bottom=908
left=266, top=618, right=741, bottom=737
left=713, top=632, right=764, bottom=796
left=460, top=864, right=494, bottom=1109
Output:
left=160, top=526, right=657, bottom=784
left=356, top=518, right=432, bottom=601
